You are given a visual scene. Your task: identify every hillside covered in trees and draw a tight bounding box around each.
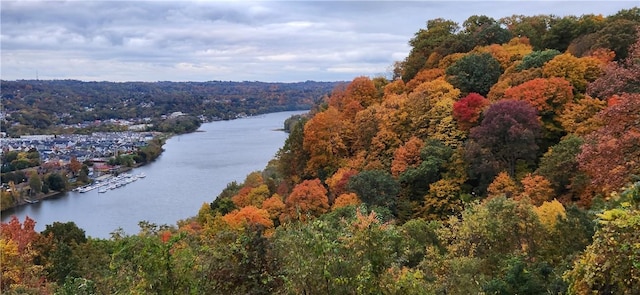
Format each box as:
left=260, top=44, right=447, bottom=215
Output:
left=0, top=80, right=339, bottom=136
left=2, top=8, right=640, bottom=294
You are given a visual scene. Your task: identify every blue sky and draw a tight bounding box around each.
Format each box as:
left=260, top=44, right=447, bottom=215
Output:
left=1, top=1, right=636, bottom=82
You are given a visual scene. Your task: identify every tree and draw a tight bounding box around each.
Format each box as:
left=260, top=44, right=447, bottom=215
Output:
left=45, top=172, right=69, bottom=192
left=565, top=205, right=640, bottom=294
left=232, top=184, right=270, bottom=208
left=535, top=135, right=587, bottom=198
left=403, top=18, right=460, bottom=82
left=577, top=93, right=640, bottom=195
left=303, top=107, right=348, bottom=178
left=405, top=68, right=445, bottom=91
left=332, top=193, right=361, bottom=210
left=446, top=52, right=502, bottom=96
left=391, top=137, right=424, bottom=177
left=283, top=179, right=329, bottom=222
left=426, top=197, right=548, bottom=294
left=276, top=116, right=310, bottom=185
left=28, top=172, right=42, bottom=197
left=558, top=96, right=607, bottom=135
left=77, top=165, right=90, bottom=183
left=462, top=15, right=513, bottom=47
left=517, top=174, right=555, bottom=206
left=542, top=53, right=604, bottom=93
left=399, top=139, right=453, bottom=204
left=223, top=206, right=274, bottom=230
left=532, top=199, right=566, bottom=229
left=593, top=19, right=639, bottom=60
left=541, top=16, right=579, bottom=52
left=39, top=222, right=87, bottom=284
left=404, top=78, right=461, bottom=142
left=325, top=167, right=358, bottom=201
left=348, top=170, right=400, bottom=213
left=69, top=156, right=82, bottom=176
left=453, top=93, right=489, bottom=131
left=261, top=194, right=286, bottom=222
left=500, top=14, right=555, bottom=50
left=345, top=76, right=379, bottom=108
left=516, top=49, right=561, bottom=71
left=587, top=30, right=640, bottom=99
left=466, top=100, right=542, bottom=190
left=1, top=216, right=50, bottom=293
left=487, top=172, right=520, bottom=199
left=502, top=77, right=573, bottom=136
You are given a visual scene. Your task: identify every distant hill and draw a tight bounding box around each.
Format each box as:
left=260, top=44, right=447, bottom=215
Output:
left=0, top=80, right=342, bottom=135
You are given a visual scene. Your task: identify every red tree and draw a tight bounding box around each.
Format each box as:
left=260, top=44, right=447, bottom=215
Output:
left=577, top=93, right=640, bottom=195
left=466, top=100, right=542, bottom=189
left=453, top=93, right=489, bottom=131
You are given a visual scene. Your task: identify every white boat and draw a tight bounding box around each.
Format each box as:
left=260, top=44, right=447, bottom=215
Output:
left=98, top=188, right=107, bottom=193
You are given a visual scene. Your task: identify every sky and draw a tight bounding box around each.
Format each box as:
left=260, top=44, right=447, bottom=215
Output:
left=1, top=1, right=636, bottom=82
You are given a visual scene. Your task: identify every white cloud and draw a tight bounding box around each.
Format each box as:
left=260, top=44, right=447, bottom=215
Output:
left=1, top=1, right=636, bottom=82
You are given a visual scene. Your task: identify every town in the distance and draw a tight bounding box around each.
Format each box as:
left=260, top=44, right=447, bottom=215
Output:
left=0, top=80, right=338, bottom=210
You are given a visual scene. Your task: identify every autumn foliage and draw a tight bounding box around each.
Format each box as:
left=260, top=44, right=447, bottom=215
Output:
left=452, top=93, right=489, bottom=130
left=3, top=9, right=640, bottom=295
left=223, top=206, right=274, bottom=229
left=283, top=179, right=330, bottom=221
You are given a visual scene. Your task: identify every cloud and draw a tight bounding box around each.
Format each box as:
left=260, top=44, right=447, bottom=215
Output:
left=1, top=1, right=636, bottom=82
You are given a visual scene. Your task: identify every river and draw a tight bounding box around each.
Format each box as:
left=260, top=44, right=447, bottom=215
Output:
left=1, top=111, right=306, bottom=238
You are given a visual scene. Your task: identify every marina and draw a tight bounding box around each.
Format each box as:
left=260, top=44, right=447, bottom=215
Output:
left=75, top=172, right=146, bottom=194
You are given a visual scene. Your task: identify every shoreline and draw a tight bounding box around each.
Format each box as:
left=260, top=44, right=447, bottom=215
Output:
left=1, top=138, right=168, bottom=214
left=1, top=110, right=303, bottom=214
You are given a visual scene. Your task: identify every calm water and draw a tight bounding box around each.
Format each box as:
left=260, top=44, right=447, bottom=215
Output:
left=1, top=111, right=305, bottom=238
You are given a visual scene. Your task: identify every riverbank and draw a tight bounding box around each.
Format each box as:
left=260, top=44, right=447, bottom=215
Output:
left=2, top=110, right=305, bottom=237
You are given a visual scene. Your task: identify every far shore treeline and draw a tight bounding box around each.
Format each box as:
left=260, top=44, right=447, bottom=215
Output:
left=2, top=7, right=640, bottom=295
left=0, top=80, right=340, bottom=136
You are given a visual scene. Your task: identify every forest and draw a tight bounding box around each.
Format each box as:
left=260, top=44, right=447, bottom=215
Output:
left=2, top=8, right=640, bottom=294
left=0, top=80, right=339, bottom=136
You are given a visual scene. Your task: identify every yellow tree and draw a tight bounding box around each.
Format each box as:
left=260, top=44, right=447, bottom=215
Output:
left=542, top=53, right=604, bottom=93
left=487, top=172, right=519, bottom=199
left=532, top=199, right=566, bottom=229
left=0, top=216, right=50, bottom=293
left=405, top=78, right=460, bottom=140
left=558, top=95, right=606, bottom=135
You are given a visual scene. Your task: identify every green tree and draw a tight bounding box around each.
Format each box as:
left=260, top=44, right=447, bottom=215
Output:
left=77, top=165, right=90, bottom=184
left=446, top=52, right=502, bottom=96
left=45, top=172, right=69, bottom=192
left=28, top=172, right=42, bottom=197
left=348, top=170, right=400, bottom=213
left=516, top=49, right=562, bottom=71
left=536, top=135, right=586, bottom=196
left=38, top=222, right=88, bottom=285
left=403, top=18, right=460, bottom=82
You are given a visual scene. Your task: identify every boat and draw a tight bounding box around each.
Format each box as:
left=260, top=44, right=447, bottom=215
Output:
left=98, top=188, right=107, bottom=193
